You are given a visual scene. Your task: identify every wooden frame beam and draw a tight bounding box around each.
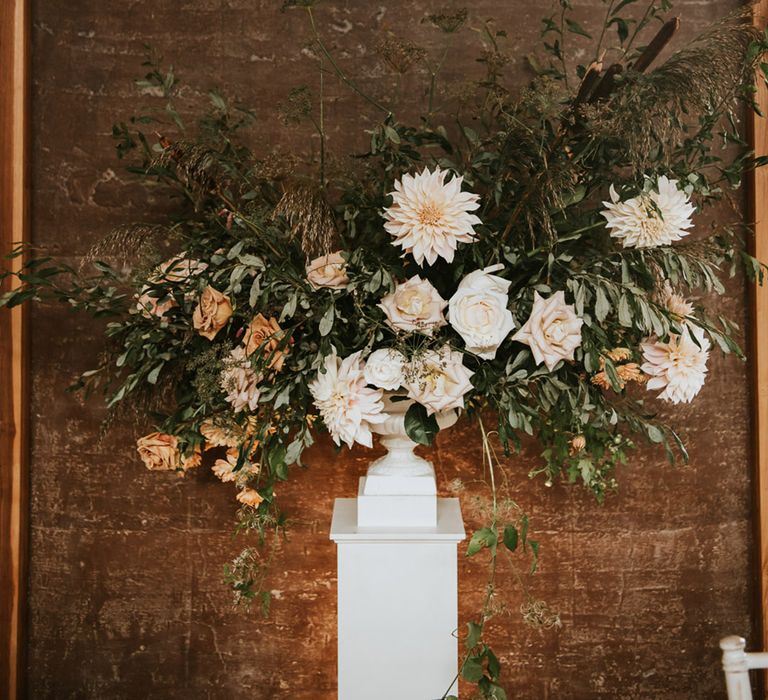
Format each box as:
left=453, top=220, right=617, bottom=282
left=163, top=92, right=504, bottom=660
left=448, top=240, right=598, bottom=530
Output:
left=0, top=1, right=29, bottom=698
left=752, top=0, right=768, bottom=663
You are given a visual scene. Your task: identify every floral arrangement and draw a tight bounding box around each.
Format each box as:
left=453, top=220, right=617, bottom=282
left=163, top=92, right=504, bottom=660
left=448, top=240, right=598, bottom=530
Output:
left=4, top=2, right=768, bottom=696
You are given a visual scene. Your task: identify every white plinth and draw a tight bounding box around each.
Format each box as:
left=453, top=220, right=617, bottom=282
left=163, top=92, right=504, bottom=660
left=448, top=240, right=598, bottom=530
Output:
left=357, top=477, right=437, bottom=527
left=330, top=498, right=465, bottom=700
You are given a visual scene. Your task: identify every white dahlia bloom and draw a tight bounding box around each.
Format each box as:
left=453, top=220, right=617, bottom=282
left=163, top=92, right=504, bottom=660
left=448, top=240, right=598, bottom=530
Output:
left=383, top=166, right=481, bottom=265
left=448, top=264, right=515, bottom=359
left=364, top=348, right=407, bottom=390
left=309, top=350, right=386, bottom=448
left=601, top=176, right=695, bottom=248
left=405, top=346, right=474, bottom=415
left=221, top=347, right=262, bottom=413
left=640, top=326, right=710, bottom=404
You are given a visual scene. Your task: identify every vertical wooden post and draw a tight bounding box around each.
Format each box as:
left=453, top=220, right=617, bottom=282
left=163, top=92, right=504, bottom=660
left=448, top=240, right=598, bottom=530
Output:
left=0, top=1, right=29, bottom=698
left=751, top=0, right=768, bottom=665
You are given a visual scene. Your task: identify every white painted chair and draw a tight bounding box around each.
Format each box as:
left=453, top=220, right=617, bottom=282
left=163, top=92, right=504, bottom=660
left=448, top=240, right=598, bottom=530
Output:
left=720, top=636, right=768, bottom=699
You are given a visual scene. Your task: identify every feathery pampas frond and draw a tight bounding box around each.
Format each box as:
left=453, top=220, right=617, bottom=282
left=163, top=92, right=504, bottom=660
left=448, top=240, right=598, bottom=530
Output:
left=80, top=223, right=168, bottom=274
left=273, top=182, right=337, bottom=257
left=591, top=9, right=760, bottom=166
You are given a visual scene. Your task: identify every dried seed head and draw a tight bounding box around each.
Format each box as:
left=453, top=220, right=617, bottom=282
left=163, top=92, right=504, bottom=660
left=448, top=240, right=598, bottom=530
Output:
left=80, top=224, right=167, bottom=275
left=425, top=7, right=468, bottom=33
left=278, top=86, right=313, bottom=126
left=521, top=599, right=562, bottom=629
left=377, top=36, right=427, bottom=74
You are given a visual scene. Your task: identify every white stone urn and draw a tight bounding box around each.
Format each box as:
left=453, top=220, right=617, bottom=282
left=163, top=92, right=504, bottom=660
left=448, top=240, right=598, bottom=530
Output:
left=362, top=393, right=458, bottom=497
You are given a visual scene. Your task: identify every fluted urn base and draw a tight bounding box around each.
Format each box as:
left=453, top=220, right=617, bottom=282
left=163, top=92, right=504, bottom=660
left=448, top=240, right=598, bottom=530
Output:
left=358, top=394, right=457, bottom=526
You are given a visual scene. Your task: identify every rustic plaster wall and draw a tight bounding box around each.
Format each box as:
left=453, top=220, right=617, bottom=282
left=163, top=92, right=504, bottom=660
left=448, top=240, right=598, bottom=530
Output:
left=27, top=1, right=755, bottom=698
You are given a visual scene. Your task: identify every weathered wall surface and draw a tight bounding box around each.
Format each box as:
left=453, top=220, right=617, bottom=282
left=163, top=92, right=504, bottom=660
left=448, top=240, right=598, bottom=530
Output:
left=27, top=1, right=754, bottom=698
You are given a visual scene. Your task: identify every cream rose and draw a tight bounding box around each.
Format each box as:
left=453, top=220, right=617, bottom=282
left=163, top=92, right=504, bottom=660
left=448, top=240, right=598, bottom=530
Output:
left=306, top=251, right=349, bottom=290
left=192, top=285, right=233, bottom=340
left=378, top=276, right=447, bottom=336
left=364, top=348, right=407, bottom=390
left=511, top=291, right=583, bottom=371
left=136, top=432, right=180, bottom=471
left=405, top=346, right=474, bottom=415
left=243, top=313, right=287, bottom=370
left=448, top=264, right=514, bottom=359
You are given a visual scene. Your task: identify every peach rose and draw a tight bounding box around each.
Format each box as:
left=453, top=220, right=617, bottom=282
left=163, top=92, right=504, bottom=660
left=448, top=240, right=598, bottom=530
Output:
left=136, top=287, right=177, bottom=319
left=136, top=432, right=180, bottom=471
left=236, top=487, right=264, bottom=508
left=192, top=286, right=233, bottom=340
left=158, top=254, right=208, bottom=283
left=244, top=314, right=287, bottom=371
left=570, top=435, right=586, bottom=454
left=180, top=445, right=202, bottom=472
left=306, top=251, right=349, bottom=290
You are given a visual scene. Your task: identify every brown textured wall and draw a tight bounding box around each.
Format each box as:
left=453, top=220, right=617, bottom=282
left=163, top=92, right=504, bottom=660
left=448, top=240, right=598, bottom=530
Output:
left=27, top=1, right=755, bottom=698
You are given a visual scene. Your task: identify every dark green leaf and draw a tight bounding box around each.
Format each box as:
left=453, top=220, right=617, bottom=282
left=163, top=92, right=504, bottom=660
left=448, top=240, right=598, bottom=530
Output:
left=404, top=402, right=439, bottom=446
left=461, top=655, right=485, bottom=683
left=466, top=621, right=482, bottom=650
left=467, top=527, right=497, bottom=557
left=503, top=525, right=519, bottom=552
left=565, top=18, right=591, bottom=38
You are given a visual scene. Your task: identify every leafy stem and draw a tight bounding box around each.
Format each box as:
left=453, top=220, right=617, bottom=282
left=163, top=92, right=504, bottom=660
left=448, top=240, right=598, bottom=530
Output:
left=593, top=0, right=616, bottom=61
left=305, top=6, right=391, bottom=116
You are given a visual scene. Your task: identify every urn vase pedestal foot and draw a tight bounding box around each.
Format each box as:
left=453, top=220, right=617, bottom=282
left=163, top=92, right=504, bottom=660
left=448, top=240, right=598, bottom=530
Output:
left=330, top=497, right=465, bottom=700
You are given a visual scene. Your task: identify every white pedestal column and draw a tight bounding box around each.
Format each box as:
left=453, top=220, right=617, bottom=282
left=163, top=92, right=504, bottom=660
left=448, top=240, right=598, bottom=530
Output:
left=330, top=497, right=465, bottom=700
